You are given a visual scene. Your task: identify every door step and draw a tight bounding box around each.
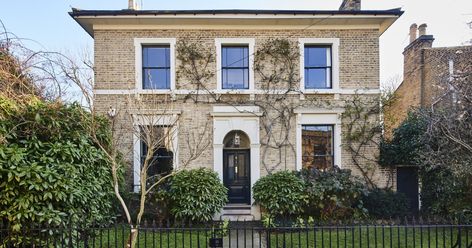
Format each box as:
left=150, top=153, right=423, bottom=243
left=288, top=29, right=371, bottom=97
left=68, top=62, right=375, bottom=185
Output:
left=220, top=214, right=255, bottom=221
left=221, top=204, right=253, bottom=221
left=223, top=204, right=251, bottom=210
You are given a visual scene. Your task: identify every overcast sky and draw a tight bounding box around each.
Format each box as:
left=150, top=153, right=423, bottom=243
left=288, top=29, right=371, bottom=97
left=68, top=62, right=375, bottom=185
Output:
left=1, top=0, right=471, bottom=88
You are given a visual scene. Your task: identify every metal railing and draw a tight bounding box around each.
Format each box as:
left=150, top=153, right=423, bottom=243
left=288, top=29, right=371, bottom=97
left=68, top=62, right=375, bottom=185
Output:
left=1, top=220, right=471, bottom=247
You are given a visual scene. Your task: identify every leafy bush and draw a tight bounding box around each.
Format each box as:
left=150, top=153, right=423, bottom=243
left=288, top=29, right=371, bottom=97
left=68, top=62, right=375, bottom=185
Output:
left=0, top=98, right=117, bottom=231
left=253, top=171, right=306, bottom=217
left=363, top=188, right=409, bottom=218
left=298, top=167, right=367, bottom=221
left=380, top=111, right=427, bottom=167
left=169, top=168, right=227, bottom=222
left=420, top=167, right=471, bottom=218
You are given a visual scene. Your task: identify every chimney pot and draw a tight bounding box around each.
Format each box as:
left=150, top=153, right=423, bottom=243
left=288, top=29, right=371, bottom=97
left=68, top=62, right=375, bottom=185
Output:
left=339, top=0, right=361, bottom=11
left=409, top=23, right=418, bottom=43
left=418, top=23, right=427, bottom=36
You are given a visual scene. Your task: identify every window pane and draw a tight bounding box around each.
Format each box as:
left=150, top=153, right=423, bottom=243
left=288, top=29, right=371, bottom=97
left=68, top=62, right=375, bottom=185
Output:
left=140, top=126, right=174, bottom=177
left=302, top=125, right=334, bottom=170
left=143, top=68, right=170, bottom=89
left=222, top=68, right=249, bottom=89
left=143, top=46, right=170, bottom=68
left=304, top=47, right=330, bottom=67
left=305, top=68, right=329, bottom=89
left=222, top=46, right=249, bottom=68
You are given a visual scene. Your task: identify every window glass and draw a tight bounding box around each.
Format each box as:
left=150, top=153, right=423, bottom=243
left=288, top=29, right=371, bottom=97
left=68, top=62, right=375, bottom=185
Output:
left=140, top=126, right=174, bottom=179
left=222, top=46, right=249, bottom=89
left=302, top=125, right=334, bottom=170
left=142, top=46, right=170, bottom=89
left=304, top=46, right=332, bottom=89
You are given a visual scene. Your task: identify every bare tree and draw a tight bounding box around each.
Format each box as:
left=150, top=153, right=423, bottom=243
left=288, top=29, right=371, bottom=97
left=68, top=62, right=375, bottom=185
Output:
left=57, top=54, right=212, bottom=247
left=1, top=24, right=211, bottom=247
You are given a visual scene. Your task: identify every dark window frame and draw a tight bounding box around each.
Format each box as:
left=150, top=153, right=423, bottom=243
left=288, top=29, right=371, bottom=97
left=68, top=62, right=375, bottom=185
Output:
left=301, top=124, right=335, bottom=169
left=221, top=45, right=250, bottom=90
left=304, top=45, right=333, bottom=89
left=142, top=45, right=171, bottom=90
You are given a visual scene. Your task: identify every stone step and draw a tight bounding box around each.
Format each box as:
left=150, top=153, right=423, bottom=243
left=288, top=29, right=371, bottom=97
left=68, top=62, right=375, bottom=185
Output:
left=220, top=214, right=255, bottom=221
left=223, top=204, right=251, bottom=210
left=222, top=208, right=251, bottom=215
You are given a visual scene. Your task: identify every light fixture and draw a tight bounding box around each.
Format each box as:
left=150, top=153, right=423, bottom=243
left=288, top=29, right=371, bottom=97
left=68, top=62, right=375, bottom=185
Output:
left=107, top=106, right=116, bottom=118
left=234, top=132, right=240, bottom=147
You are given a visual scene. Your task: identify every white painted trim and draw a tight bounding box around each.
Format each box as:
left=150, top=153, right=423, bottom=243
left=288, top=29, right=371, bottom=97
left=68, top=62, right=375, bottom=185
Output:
left=212, top=106, right=260, bottom=204
left=296, top=111, right=343, bottom=171
left=134, top=38, right=176, bottom=91
left=93, top=88, right=380, bottom=95
left=299, top=38, right=340, bottom=94
left=294, top=107, right=345, bottom=114
left=215, top=38, right=255, bottom=91
left=132, top=113, right=180, bottom=192
left=94, top=24, right=381, bottom=31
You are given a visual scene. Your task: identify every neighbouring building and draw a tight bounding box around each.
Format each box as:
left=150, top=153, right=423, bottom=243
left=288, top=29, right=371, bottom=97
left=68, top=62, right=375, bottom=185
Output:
left=385, top=23, right=472, bottom=138
left=70, top=0, right=402, bottom=220
left=384, top=24, right=472, bottom=214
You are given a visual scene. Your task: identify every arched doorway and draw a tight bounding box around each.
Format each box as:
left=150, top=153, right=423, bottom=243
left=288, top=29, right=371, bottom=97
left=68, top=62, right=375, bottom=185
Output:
left=223, top=130, right=251, bottom=204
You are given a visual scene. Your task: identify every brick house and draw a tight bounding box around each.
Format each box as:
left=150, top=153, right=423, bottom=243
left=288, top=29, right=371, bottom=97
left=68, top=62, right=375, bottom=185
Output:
left=384, top=24, right=472, bottom=214
left=384, top=24, right=472, bottom=138
left=70, top=0, right=402, bottom=219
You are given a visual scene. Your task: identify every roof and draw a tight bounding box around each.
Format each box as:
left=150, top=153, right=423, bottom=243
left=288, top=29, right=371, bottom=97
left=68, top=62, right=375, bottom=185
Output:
left=69, top=8, right=404, bottom=17
left=69, top=8, right=403, bottom=37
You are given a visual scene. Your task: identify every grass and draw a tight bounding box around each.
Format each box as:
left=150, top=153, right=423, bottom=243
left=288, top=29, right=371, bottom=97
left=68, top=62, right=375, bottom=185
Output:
left=268, top=225, right=472, bottom=248
left=4, top=224, right=472, bottom=247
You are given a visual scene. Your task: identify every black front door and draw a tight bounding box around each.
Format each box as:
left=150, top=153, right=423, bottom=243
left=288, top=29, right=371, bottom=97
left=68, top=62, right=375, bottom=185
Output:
left=223, top=149, right=250, bottom=204
left=397, top=167, right=419, bottom=215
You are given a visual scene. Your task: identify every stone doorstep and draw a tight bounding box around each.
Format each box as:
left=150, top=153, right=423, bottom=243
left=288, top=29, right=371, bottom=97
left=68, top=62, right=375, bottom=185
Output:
left=220, top=214, right=255, bottom=222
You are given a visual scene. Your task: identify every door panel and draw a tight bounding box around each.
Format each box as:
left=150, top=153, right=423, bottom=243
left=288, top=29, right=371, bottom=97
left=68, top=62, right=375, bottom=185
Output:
left=397, top=167, right=419, bottom=215
left=223, top=150, right=250, bottom=204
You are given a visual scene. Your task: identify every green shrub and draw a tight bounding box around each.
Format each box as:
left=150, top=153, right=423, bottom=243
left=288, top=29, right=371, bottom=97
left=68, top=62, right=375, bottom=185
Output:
left=169, top=168, right=227, bottom=222
left=363, top=188, right=409, bottom=218
left=0, top=98, right=117, bottom=236
left=253, top=171, right=306, bottom=217
left=420, top=167, right=471, bottom=218
left=380, top=111, right=427, bottom=167
left=298, top=167, right=367, bottom=221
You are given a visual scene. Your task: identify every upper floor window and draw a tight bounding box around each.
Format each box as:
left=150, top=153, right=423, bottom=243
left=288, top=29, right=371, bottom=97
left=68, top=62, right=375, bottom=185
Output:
left=304, top=46, right=332, bottom=89
left=222, top=46, right=249, bottom=89
left=142, top=45, right=171, bottom=89
left=301, top=125, right=334, bottom=170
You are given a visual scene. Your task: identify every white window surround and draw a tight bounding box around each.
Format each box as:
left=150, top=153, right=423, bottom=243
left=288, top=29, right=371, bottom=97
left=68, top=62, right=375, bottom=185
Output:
left=295, top=108, right=343, bottom=171
left=299, top=38, right=340, bottom=94
left=215, top=38, right=255, bottom=92
left=132, top=113, right=179, bottom=192
left=134, top=38, right=177, bottom=92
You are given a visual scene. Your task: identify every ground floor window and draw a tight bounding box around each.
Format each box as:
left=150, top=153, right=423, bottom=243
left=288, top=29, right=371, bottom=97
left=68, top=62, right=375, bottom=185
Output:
left=139, top=125, right=174, bottom=177
left=301, top=125, right=334, bottom=170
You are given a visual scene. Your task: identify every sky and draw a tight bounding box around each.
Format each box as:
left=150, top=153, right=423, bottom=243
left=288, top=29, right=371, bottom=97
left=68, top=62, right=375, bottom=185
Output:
left=1, top=0, right=471, bottom=88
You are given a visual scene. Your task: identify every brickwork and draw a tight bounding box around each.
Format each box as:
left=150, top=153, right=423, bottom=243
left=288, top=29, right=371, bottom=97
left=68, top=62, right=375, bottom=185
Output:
left=94, top=29, right=380, bottom=90
left=92, top=27, right=388, bottom=188
left=384, top=34, right=472, bottom=138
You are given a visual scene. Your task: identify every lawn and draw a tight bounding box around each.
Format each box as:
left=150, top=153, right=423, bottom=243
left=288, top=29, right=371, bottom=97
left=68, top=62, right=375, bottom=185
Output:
left=3, top=224, right=471, bottom=247
left=268, top=225, right=472, bottom=248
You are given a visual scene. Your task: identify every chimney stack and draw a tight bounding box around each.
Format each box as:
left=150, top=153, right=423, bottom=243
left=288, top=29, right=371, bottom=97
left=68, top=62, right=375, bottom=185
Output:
left=418, top=23, right=427, bottom=36
left=128, top=0, right=138, bottom=10
left=339, top=0, right=361, bottom=11
left=409, top=23, right=418, bottom=43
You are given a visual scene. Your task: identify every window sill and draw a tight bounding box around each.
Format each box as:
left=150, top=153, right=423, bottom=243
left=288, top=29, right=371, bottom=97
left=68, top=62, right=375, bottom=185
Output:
left=302, top=89, right=339, bottom=94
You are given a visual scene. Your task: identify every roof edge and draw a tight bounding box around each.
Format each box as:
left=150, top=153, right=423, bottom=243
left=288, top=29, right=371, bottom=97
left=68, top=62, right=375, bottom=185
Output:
left=69, top=8, right=404, bottom=17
